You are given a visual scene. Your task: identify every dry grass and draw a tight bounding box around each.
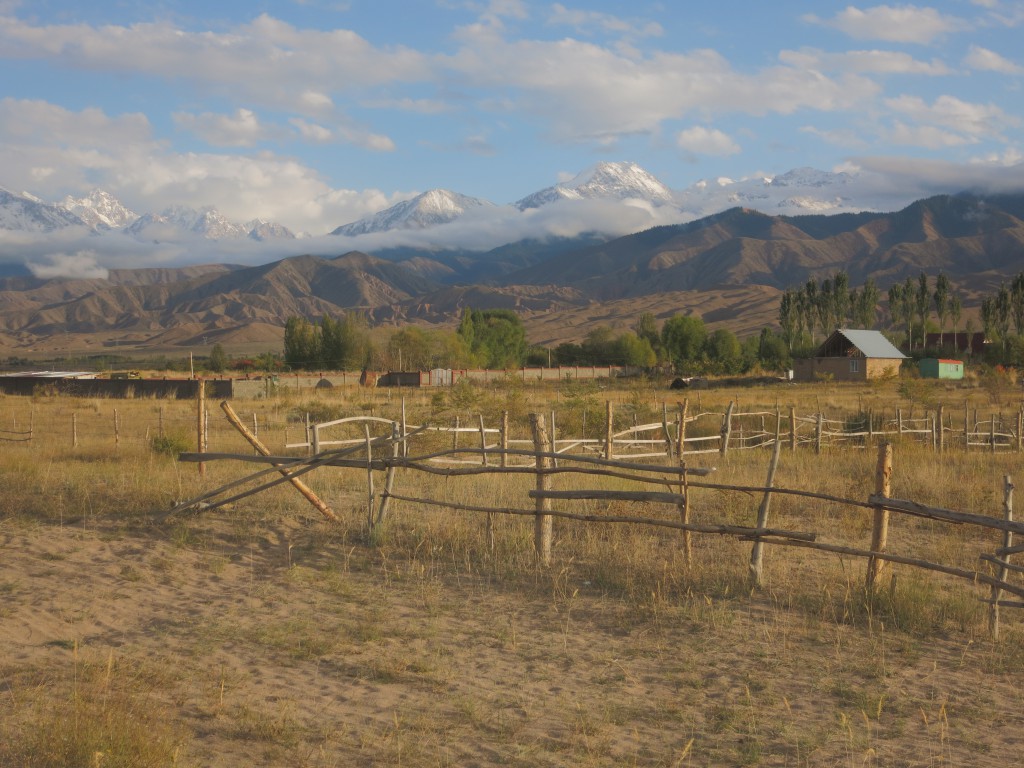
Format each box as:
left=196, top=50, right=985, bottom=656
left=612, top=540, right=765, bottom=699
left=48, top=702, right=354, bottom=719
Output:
left=1, top=378, right=1023, bottom=766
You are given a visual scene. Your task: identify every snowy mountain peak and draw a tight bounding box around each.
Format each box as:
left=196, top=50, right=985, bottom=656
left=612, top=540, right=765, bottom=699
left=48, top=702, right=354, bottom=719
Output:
left=60, top=189, right=139, bottom=230
left=331, top=189, right=493, bottom=237
left=0, top=188, right=87, bottom=232
left=515, top=161, right=673, bottom=210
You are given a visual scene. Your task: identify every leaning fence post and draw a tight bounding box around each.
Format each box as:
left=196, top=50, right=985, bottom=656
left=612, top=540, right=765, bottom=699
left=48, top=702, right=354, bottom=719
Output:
left=375, top=423, right=400, bottom=533
left=750, top=433, right=783, bottom=588
left=989, top=475, right=1014, bottom=640
left=530, top=413, right=553, bottom=566
left=500, top=410, right=509, bottom=468
left=478, top=414, right=488, bottom=467
left=662, top=402, right=674, bottom=458
left=678, top=459, right=691, bottom=566
left=604, top=400, right=614, bottom=461
left=677, top=399, right=688, bottom=457
left=720, top=401, right=734, bottom=456
left=196, top=379, right=206, bottom=477
left=866, top=442, right=893, bottom=591
left=364, top=423, right=375, bottom=530
left=789, top=405, right=797, bottom=452
left=72, top=412, right=78, bottom=449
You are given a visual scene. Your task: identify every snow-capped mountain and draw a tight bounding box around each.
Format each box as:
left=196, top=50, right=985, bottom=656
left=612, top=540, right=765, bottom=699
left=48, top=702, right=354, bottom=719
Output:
left=515, top=161, right=675, bottom=210
left=246, top=219, right=297, bottom=241
left=60, top=189, right=138, bottom=230
left=0, top=187, right=88, bottom=232
left=675, top=167, right=859, bottom=217
left=331, top=190, right=493, bottom=236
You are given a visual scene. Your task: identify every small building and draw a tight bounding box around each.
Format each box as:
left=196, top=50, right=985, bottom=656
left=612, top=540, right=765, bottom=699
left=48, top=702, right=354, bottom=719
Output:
left=793, top=329, right=907, bottom=382
left=919, top=358, right=964, bottom=380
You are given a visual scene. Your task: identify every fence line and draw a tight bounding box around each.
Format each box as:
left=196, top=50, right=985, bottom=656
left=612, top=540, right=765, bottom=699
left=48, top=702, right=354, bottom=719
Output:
left=174, top=404, right=1024, bottom=637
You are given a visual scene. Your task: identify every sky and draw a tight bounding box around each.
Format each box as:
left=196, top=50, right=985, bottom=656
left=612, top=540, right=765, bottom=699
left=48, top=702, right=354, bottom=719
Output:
left=1, top=0, right=1023, bottom=253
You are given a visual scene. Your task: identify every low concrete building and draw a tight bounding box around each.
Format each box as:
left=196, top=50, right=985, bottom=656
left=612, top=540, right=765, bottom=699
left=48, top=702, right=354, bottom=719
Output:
left=919, top=358, right=964, bottom=380
left=793, top=329, right=907, bottom=382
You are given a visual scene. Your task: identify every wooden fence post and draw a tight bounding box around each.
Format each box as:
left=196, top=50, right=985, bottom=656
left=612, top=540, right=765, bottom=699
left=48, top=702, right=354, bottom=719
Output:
left=662, top=402, right=674, bottom=458
left=114, top=408, right=120, bottom=448
left=679, top=459, right=691, bottom=567
left=364, top=424, right=375, bottom=529
left=989, top=475, right=1014, bottom=639
left=479, top=414, right=488, bottom=467
left=991, top=415, right=996, bottom=453
left=937, top=404, right=945, bottom=454
left=196, top=379, right=205, bottom=477
left=72, top=412, right=78, bottom=448
left=677, top=399, right=688, bottom=457
left=789, top=405, right=797, bottom=452
left=530, top=413, right=553, bottom=566
left=815, top=411, right=824, bottom=455
left=375, top=423, right=400, bottom=533
left=750, top=434, right=783, bottom=588
left=604, top=400, right=614, bottom=461
left=720, top=401, right=734, bottom=456
left=401, top=396, right=408, bottom=459
left=897, top=407, right=903, bottom=438
left=500, top=410, right=509, bottom=468
left=1017, top=409, right=1023, bottom=453
left=866, top=442, right=893, bottom=591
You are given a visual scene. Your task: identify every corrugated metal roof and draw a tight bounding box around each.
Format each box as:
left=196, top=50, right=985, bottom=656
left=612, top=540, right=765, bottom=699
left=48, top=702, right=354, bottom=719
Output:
left=826, top=330, right=907, bottom=359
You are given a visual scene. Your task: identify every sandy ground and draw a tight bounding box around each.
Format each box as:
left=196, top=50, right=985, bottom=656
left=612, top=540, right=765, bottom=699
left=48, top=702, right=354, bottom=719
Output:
left=2, top=504, right=1024, bottom=767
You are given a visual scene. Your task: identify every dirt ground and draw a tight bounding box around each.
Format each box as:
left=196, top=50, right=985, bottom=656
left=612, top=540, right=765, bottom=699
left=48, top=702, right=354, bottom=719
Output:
left=3, top=506, right=1023, bottom=767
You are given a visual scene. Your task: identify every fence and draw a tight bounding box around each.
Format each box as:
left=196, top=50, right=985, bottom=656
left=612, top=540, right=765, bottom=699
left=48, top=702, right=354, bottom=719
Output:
left=175, top=403, right=1024, bottom=639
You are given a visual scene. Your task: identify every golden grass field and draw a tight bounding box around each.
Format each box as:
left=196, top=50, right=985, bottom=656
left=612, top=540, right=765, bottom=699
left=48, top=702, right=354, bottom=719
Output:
left=1, top=374, right=1023, bottom=767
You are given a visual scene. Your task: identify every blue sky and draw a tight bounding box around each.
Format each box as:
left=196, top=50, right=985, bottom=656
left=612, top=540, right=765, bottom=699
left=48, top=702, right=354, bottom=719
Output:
left=1, top=0, right=1022, bottom=236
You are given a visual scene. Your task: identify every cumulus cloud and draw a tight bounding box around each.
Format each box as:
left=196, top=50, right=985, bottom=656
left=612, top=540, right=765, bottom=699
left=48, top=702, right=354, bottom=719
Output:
left=547, top=4, right=663, bottom=39
left=173, top=108, right=265, bottom=147
left=778, top=48, right=950, bottom=75
left=964, top=45, right=1023, bottom=74
left=0, top=14, right=430, bottom=116
left=27, top=251, right=109, bottom=280
left=804, top=5, right=963, bottom=44
left=885, top=94, right=1018, bottom=139
left=676, top=126, right=740, bottom=156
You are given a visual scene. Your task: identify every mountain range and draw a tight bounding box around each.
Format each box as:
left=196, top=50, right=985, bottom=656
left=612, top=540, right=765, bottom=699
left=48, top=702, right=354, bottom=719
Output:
left=1, top=187, right=1023, bottom=356
left=1, top=162, right=879, bottom=248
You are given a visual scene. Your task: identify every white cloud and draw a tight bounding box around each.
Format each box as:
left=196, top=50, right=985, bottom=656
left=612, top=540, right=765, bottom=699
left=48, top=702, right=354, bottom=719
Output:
left=0, top=14, right=430, bottom=116
left=885, top=94, right=1018, bottom=138
left=173, top=108, right=265, bottom=147
left=547, top=4, right=663, bottom=39
left=779, top=48, right=950, bottom=75
left=27, top=251, right=109, bottom=280
left=676, top=126, right=740, bottom=156
left=289, top=118, right=333, bottom=143
left=963, top=45, right=1023, bottom=74
left=804, top=5, right=963, bottom=44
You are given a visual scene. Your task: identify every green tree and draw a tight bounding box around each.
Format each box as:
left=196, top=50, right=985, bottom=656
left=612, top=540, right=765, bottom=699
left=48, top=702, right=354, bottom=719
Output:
left=778, top=289, right=798, bottom=350
left=614, top=333, right=657, bottom=368
left=457, top=309, right=527, bottom=368
left=915, top=273, right=931, bottom=350
left=1011, top=273, right=1024, bottom=336
left=997, top=283, right=1012, bottom=351
left=283, top=316, right=320, bottom=370
left=208, top=343, right=228, bottom=373
left=933, top=273, right=950, bottom=347
left=855, top=277, right=879, bottom=329
left=661, top=315, right=707, bottom=372
left=704, top=328, right=743, bottom=374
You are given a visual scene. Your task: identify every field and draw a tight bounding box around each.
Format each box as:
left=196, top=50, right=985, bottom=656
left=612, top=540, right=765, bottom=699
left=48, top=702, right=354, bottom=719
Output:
left=2, top=375, right=1023, bottom=767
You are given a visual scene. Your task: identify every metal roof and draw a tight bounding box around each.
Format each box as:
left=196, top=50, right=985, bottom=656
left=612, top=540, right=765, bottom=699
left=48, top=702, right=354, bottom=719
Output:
left=821, top=329, right=907, bottom=359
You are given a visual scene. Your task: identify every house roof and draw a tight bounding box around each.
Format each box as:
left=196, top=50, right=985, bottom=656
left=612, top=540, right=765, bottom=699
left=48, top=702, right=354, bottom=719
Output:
left=817, top=329, right=907, bottom=359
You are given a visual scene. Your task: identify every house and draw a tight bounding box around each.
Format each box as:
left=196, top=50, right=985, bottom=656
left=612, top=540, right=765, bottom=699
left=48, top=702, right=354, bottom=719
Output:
left=793, top=329, right=907, bottom=382
left=919, top=358, right=965, bottom=380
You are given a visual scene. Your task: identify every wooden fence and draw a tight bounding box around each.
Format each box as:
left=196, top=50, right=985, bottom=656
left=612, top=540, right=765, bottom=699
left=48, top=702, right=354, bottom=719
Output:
left=175, top=402, right=1024, bottom=639
left=280, top=398, right=1024, bottom=461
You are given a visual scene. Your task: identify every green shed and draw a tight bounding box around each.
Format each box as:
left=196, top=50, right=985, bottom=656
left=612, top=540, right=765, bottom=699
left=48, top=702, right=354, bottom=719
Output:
left=919, top=358, right=964, bottom=380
